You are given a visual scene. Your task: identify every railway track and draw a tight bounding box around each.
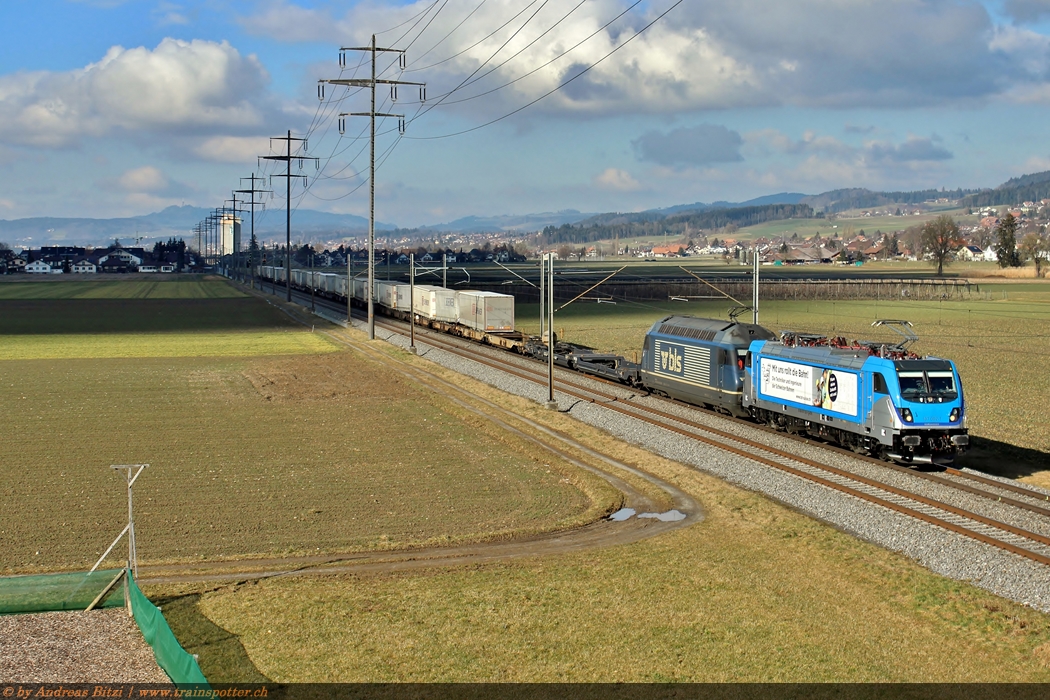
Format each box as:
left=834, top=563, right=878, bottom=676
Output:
left=276, top=284, right=1050, bottom=571
left=255, top=278, right=1050, bottom=571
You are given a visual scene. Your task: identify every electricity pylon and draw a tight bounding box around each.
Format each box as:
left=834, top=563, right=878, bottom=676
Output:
left=260, top=131, right=318, bottom=302
left=319, top=36, right=426, bottom=339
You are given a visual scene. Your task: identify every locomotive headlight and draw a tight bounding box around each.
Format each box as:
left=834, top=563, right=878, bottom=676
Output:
left=901, top=408, right=913, bottom=423
left=949, top=408, right=960, bottom=423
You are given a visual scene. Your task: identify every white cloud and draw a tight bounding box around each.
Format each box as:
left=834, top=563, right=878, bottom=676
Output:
left=0, top=38, right=272, bottom=148
left=119, top=166, right=168, bottom=193
left=594, top=167, right=642, bottom=191
left=238, top=0, right=1050, bottom=116
left=192, top=136, right=272, bottom=163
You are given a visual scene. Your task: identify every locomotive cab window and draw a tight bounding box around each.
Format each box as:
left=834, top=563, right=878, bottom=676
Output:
left=873, top=373, right=888, bottom=394
left=898, top=370, right=958, bottom=402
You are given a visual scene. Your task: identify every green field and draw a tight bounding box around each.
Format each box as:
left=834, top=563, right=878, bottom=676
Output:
left=0, top=278, right=594, bottom=572
left=7, top=276, right=1050, bottom=683
left=0, top=276, right=246, bottom=299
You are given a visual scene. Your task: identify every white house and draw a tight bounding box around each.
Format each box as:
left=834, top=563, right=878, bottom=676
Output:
left=97, top=249, right=143, bottom=266
left=71, top=260, right=96, bottom=274
left=959, top=245, right=985, bottom=261
left=25, top=260, right=59, bottom=274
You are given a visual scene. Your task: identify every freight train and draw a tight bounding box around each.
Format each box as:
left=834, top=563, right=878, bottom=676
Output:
left=256, top=267, right=968, bottom=465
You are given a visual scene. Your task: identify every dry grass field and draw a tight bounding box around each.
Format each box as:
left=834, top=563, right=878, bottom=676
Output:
left=160, top=365, right=1050, bottom=683
left=8, top=275, right=1050, bottom=684
left=0, top=277, right=597, bottom=573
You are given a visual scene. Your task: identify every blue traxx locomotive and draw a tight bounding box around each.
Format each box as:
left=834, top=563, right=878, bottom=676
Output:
left=641, top=315, right=968, bottom=465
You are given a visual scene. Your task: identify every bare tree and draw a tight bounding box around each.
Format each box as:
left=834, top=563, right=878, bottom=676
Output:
left=972, top=226, right=994, bottom=249
left=920, top=215, right=961, bottom=276
left=1019, top=232, right=1049, bottom=277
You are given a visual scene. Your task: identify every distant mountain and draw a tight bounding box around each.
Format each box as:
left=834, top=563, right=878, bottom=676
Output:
left=644, top=193, right=808, bottom=217
left=800, top=187, right=976, bottom=214
left=0, top=205, right=393, bottom=247
left=996, top=170, right=1050, bottom=190
left=960, top=170, right=1050, bottom=208
left=3, top=172, right=1044, bottom=249
left=421, top=210, right=596, bottom=233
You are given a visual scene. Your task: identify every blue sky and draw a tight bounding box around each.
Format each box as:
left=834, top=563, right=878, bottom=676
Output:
left=3, top=0, right=1050, bottom=228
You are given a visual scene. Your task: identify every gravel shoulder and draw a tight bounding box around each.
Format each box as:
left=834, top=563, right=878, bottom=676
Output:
left=0, top=608, right=170, bottom=683
left=361, top=311, right=1050, bottom=613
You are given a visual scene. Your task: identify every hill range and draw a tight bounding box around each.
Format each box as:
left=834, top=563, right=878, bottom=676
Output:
left=2, top=170, right=1048, bottom=248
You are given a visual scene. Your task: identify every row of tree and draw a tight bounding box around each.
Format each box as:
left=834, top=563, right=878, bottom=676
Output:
left=538, top=203, right=815, bottom=246
left=920, top=213, right=1049, bottom=275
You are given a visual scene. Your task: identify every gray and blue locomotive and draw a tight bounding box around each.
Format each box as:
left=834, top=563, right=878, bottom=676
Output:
left=640, top=315, right=968, bottom=464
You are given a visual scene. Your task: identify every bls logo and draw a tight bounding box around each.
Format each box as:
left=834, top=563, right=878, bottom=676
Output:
left=660, top=346, right=683, bottom=373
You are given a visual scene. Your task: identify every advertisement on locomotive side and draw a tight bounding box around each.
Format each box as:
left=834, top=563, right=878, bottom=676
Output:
left=759, top=357, right=860, bottom=416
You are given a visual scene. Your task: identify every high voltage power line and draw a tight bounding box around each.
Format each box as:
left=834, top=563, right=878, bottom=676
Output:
left=228, top=0, right=685, bottom=246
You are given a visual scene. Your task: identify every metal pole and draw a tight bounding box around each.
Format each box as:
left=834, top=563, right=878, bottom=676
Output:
left=753, top=247, right=759, bottom=325
left=285, top=129, right=292, bottom=303
left=310, top=251, right=315, bottom=312
left=409, top=253, right=416, bottom=353
left=250, top=197, right=256, bottom=290
left=539, top=253, right=545, bottom=341
left=111, top=464, right=147, bottom=579
left=126, top=472, right=135, bottom=577
left=547, top=253, right=556, bottom=409
left=367, top=34, right=377, bottom=340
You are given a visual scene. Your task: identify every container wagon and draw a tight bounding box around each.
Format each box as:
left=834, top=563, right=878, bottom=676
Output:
left=457, top=291, right=515, bottom=332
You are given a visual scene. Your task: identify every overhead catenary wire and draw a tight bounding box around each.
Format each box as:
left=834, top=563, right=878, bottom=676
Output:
left=290, top=0, right=684, bottom=231
left=408, top=0, right=682, bottom=139
left=424, top=0, right=640, bottom=107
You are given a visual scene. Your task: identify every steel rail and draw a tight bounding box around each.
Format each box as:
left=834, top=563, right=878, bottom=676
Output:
left=262, top=278, right=1050, bottom=567
left=367, top=312, right=1050, bottom=567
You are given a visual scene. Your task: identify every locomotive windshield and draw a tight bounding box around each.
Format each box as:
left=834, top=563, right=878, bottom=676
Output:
left=897, top=370, right=957, bottom=402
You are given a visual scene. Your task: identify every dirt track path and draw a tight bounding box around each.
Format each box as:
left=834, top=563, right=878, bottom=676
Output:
left=139, top=287, right=701, bottom=586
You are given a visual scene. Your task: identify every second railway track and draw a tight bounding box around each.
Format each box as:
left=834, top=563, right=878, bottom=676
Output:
left=258, top=279, right=1050, bottom=584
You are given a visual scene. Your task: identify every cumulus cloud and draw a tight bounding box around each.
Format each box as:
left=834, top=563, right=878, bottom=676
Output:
left=118, top=166, right=168, bottom=192
left=747, top=129, right=953, bottom=173
left=191, top=136, right=273, bottom=163
left=0, top=38, right=272, bottom=148
left=594, top=168, right=642, bottom=191
left=865, top=137, right=953, bottom=163
left=633, top=125, right=744, bottom=167
left=238, top=0, right=1050, bottom=116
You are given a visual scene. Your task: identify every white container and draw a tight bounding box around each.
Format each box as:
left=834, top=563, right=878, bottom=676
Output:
left=376, top=280, right=401, bottom=309
left=351, top=276, right=368, bottom=302
left=413, top=284, right=458, bottom=322
left=333, top=275, right=348, bottom=298
left=457, top=290, right=515, bottom=332
left=395, top=284, right=411, bottom=310
left=316, top=273, right=338, bottom=295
